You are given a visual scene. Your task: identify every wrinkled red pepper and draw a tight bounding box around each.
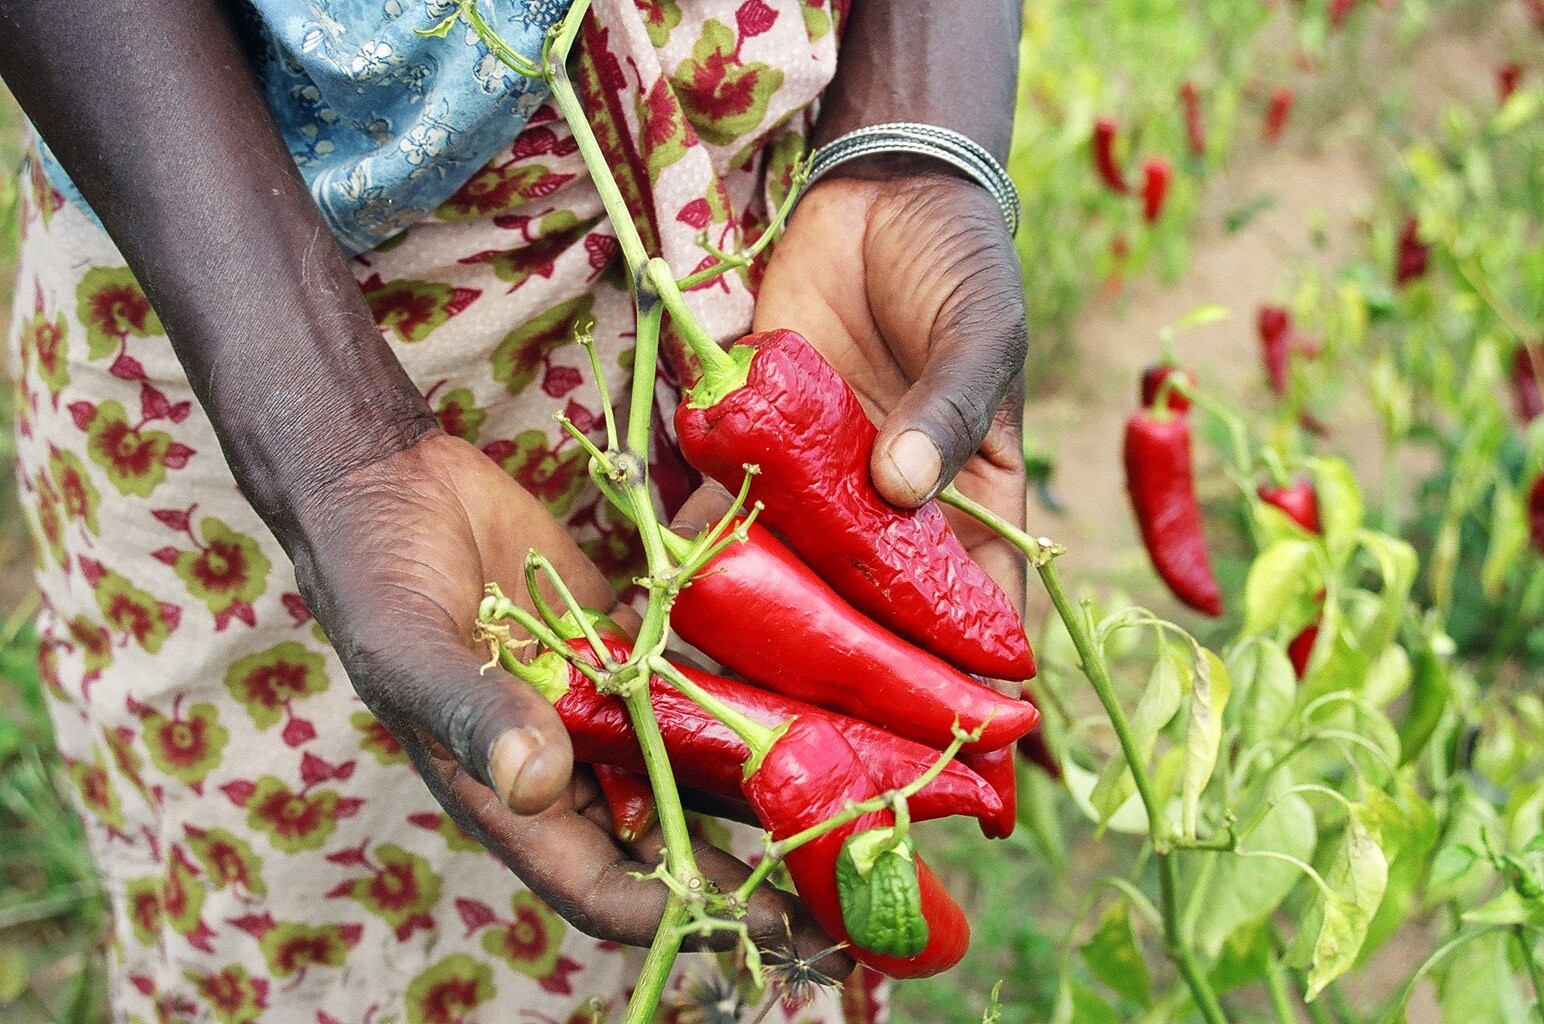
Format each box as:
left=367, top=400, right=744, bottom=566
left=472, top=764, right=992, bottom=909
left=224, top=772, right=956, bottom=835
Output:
left=1124, top=407, right=1224, bottom=616
left=1258, top=479, right=1324, bottom=676
left=1394, top=217, right=1429, bottom=287
left=1258, top=305, right=1293, bottom=396
left=1180, top=81, right=1207, bottom=159
left=1093, top=116, right=1129, bottom=193
left=959, top=745, right=1016, bottom=840
left=530, top=638, right=1006, bottom=829
left=675, top=329, right=1035, bottom=681
left=591, top=764, right=657, bottom=844
left=1530, top=476, right=1544, bottom=553
left=1142, top=158, right=1173, bottom=223
left=670, top=519, right=1040, bottom=752
left=1141, top=363, right=1194, bottom=415
left=741, top=715, right=970, bottom=978
left=1514, top=347, right=1544, bottom=423
left=1263, top=86, right=1295, bottom=143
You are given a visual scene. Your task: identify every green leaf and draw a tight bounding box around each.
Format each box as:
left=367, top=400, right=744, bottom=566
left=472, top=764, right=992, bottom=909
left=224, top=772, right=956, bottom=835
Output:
left=1310, top=458, right=1365, bottom=564
left=1079, top=900, right=1151, bottom=1008
left=1181, top=650, right=1231, bottom=840
left=1190, top=789, right=1317, bottom=959
left=1354, top=533, right=1420, bottom=659
left=1303, top=693, right=1401, bottom=787
left=1482, top=480, right=1529, bottom=601
left=1243, top=539, right=1321, bottom=637
left=1068, top=982, right=1120, bottom=1024
left=414, top=11, right=460, bottom=37
left=1398, top=637, right=1451, bottom=766
left=1364, top=644, right=1412, bottom=710
left=1288, top=801, right=1390, bottom=1000
left=1436, top=931, right=1532, bottom=1024
left=1523, top=834, right=1544, bottom=856
left=1207, top=922, right=1271, bottom=994
left=1091, top=644, right=1184, bottom=826
left=1226, top=638, right=1296, bottom=750
left=1361, top=782, right=1438, bottom=961
left=1430, top=845, right=1479, bottom=888
left=1063, top=759, right=1151, bottom=835
left=1174, top=304, right=1231, bottom=331
left=1494, top=89, right=1541, bottom=134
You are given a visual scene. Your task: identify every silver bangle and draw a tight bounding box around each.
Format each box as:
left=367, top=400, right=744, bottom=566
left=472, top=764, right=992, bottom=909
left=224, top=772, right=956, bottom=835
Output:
left=803, top=122, right=1021, bottom=236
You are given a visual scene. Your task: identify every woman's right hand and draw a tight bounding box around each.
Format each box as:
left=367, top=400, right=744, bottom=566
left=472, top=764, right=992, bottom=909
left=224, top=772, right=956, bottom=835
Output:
left=289, top=430, right=839, bottom=956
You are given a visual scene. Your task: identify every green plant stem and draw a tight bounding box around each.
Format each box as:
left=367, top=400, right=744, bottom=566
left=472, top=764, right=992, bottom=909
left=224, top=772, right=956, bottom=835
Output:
left=942, top=485, right=1230, bottom=1024
left=644, top=257, right=743, bottom=389
left=1264, top=951, right=1299, bottom=1024
left=622, top=895, right=690, bottom=1024
left=1514, top=925, right=1544, bottom=1024
left=646, top=656, right=776, bottom=758
left=627, top=300, right=664, bottom=457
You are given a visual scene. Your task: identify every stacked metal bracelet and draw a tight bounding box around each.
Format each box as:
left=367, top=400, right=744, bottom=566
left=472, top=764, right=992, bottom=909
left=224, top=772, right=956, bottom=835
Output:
left=802, top=122, right=1021, bottom=236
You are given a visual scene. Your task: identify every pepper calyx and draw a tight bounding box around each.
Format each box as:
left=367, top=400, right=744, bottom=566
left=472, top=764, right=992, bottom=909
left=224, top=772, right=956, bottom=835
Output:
left=685, top=344, right=755, bottom=409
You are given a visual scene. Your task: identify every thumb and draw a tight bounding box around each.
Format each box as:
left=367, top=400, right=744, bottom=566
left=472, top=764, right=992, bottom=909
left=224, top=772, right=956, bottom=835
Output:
left=870, top=251, right=1027, bottom=507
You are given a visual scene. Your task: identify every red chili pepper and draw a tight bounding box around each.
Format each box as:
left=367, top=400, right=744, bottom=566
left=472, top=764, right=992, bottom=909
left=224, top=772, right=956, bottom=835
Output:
left=1016, top=725, right=1061, bottom=781
left=1499, top=63, right=1524, bottom=103
left=740, top=715, right=969, bottom=977
left=591, top=764, right=657, bottom=844
left=1258, top=480, right=1323, bottom=676
left=1531, top=0, right=1544, bottom=31
left=1329, top=0, right=1356, bottom=27
left=958, top=746, right=1016, bottom=839
left=1257, top=479, right=1322, bottom=534
left=670, top=520, right=1040, bottom=752
left=1093, top=116, right=1129, bottom=193
left=1124, top=409, right=1224, bottom=616
left=1531, top=475, right=1544, bottom=553
left=1263, top=86, right=1295, bottom=143
left=1141, top=363, right=1194, bottom=415
left=1394, top=217, right=1429, bottom=287
left=1180, top=81, right=1207, bottom=159
left=1258, top=305, right=1293, bottom=396
left=1514, top=347, right=1544, bottom=424
left=675, top=329, right=1035, bottom=681
left=1141, top=158, right=1173, bottom=223
left=528, top=638, right=1007, bottom=829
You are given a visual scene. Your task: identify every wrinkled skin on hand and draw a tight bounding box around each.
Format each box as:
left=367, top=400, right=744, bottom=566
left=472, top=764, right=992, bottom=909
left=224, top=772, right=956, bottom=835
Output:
left=289, top=432, right=843, bottom=963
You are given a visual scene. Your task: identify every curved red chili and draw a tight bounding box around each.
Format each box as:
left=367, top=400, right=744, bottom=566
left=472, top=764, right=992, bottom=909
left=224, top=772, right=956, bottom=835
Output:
left=670, top=520, right=1040, bottom=752
left=1513, top=347, right=1543, bottom=423
left=1394, top=217, right=1429, bottom=287
left=675, top=328, right=1035, bottom=681
left=1529, top=475, right=1544, bottom=554
left=959, top=745, right=1016, bottom=839
left=535, top=638, right=1006, bottom=829
left=1142, top=158, right=1172, bottom=223
left=1124, top=409, right=1224, bottom=616
left=1093, top=116, right=1129, bottom=193
left=591, top=764, right=656, bottom=844
left=741, top=715, right=969, bottom=978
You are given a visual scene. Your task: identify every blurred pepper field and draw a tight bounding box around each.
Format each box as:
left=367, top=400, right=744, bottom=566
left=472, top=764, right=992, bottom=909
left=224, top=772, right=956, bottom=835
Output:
left=3, top=1, right=1544, bottom=1022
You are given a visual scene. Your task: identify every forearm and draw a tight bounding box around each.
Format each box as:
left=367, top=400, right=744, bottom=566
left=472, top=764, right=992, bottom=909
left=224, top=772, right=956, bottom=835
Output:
left=0, top=0, right=434, bottom=553
left=815, top=0, right=1021, bottom=161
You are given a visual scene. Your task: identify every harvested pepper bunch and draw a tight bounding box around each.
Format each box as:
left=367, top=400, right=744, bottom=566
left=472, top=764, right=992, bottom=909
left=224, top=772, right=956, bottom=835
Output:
left=675, top=328, right=1035, bottom=682
left=668, top=519, right=1040, bottom=752
left=1124, top=369, right=1225, bottom=616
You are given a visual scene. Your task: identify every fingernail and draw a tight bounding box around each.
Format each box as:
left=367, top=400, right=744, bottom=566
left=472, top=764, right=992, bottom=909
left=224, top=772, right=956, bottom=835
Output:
left=489, top=726, right=570, bottom=814
left=888, top=430, right=942, bottom=504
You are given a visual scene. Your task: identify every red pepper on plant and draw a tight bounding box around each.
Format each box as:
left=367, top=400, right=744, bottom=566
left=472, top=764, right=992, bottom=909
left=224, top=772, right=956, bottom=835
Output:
left=1394, top=217, right=1429, bottom=286
left=1499, top=62, right=1524, bottom=103
left=1258, top=479, right=1324, bottom=676
left=740, top=715, right=970, bottom=978
left=1180, top=81, right=1207, bottom=159
left=1142, top=158, right=1173, bottom=223
left=1263, top=86, right=1295, bottom=143
left=1530, top=475, right=1544, bottom=554
left=958, top=745, right=1017, bottom=840
left=1514, top=346, right=1544, bottom=424
left=668, top=519, right=1040, bottom=752
left=674, top=328, right=1035, bottom=681
left=1093, top=116, right=1129, bottom=193
left=1329, top=0, right=1357, bottom=27
left=1142, top=363, right=1194, bottom=415
left=1258, top=305, right=1293, bottom=396
left=1124, top=404, right=1224, bottom=617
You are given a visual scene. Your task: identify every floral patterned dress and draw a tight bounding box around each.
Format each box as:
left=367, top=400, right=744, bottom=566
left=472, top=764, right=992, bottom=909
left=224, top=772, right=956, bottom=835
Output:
left=6, top=2, right=889, bottom=1021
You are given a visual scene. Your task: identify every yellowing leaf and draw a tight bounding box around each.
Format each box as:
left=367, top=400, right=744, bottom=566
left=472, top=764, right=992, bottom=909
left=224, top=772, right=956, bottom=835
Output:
left=1181, top=650, right=1231, bottom=840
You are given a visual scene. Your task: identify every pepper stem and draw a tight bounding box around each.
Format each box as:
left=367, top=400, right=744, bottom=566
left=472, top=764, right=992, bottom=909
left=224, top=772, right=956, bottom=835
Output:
left=645, top=656, right=779, bottom=768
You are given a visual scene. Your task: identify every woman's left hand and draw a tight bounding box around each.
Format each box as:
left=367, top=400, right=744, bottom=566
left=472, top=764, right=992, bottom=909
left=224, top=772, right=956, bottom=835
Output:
left=750, top=169, right=1030, bottom=604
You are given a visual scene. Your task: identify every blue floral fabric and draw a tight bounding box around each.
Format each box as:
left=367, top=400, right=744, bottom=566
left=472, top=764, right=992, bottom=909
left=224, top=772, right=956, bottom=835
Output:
left=36, top=0, right=575, bottom=256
